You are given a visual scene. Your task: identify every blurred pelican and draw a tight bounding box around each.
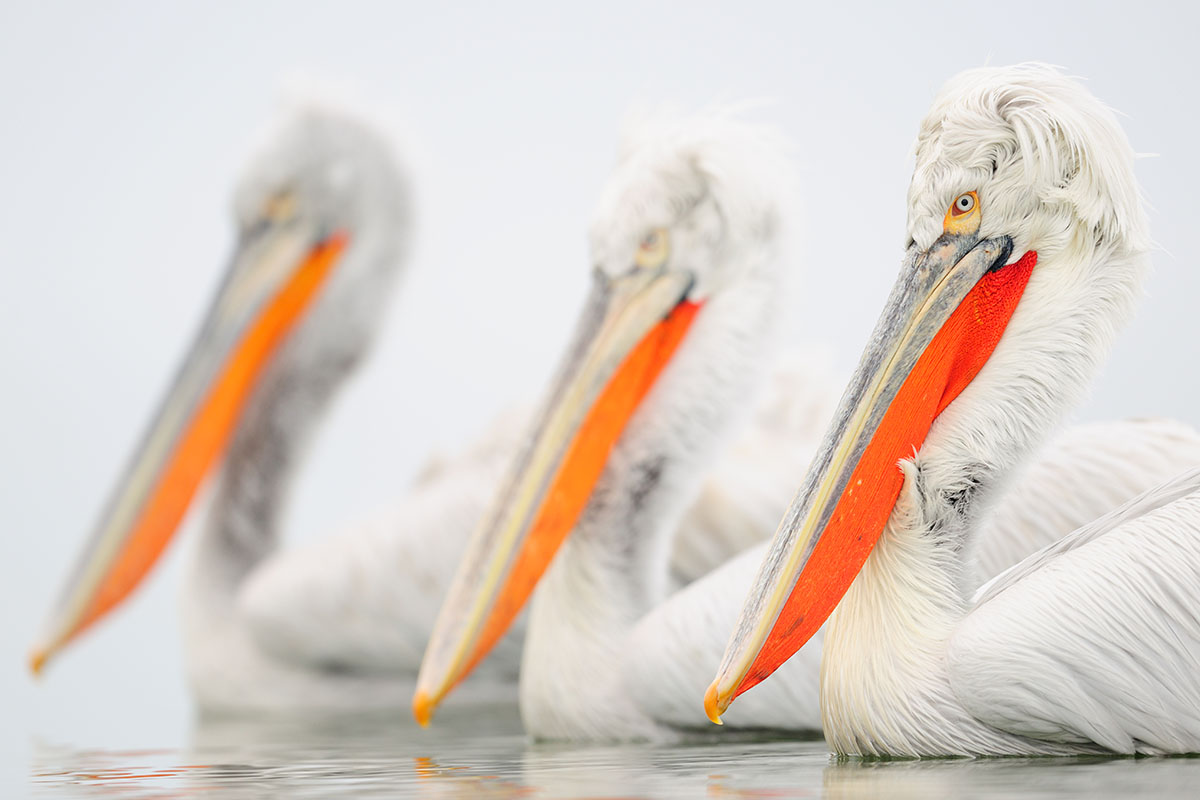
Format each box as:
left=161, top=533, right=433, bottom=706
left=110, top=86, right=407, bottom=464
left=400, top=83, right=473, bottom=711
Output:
left=706, top=65, right=1200, bottom=756
left=29, top=104, right=427, bottom=709
left=28, top=103, right=837, bottom=712
left=412, top=108, right=1200, bottom=741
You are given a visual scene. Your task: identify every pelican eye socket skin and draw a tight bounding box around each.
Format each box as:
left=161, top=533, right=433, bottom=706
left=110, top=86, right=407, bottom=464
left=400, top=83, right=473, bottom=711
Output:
left=263, top=191, right=299, bottom=224
left=943, top=191, right=981, bottom=236
left=634, top=228, right=670, bottom=269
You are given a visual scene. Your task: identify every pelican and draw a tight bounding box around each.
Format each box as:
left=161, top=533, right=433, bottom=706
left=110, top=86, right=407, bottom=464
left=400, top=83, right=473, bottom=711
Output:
left=28, top=103, right=837, bottom=712
left=28, top=103, right=431, bottom=709
left=705, top=64, right=1200, bottom=757
left=412, top=107, right=1200, bottom=741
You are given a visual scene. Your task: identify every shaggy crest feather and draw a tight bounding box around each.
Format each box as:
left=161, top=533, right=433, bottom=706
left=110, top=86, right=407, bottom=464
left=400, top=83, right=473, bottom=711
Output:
left=590, top=108, right=797, bottom=301
left=908, top=63, right=1149, bottom=263
left=235, top=92, right=412, bottom=234
left=256, top=75, right=419, bottom=182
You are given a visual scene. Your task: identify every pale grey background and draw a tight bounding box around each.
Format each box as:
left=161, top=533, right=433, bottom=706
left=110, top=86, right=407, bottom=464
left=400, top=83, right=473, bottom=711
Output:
left=3, top=0, right=1198, bottom=788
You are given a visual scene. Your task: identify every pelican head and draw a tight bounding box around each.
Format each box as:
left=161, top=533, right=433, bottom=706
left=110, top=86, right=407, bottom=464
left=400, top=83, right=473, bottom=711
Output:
left=588, top=110, right=794, bottom=301
left=230, top=103, right=413, bottom=369
left=907, top=63, right=1148, bottom=282
left=705, top=63, right=1152, bottom=721
left=31, top=103, right=412, bottom=674
left=413, top=110, right=795, bottom=726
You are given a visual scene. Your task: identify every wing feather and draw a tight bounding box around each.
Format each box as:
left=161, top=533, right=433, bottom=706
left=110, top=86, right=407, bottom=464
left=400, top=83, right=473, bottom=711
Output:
left=237, top=426, right=522, bottom=676
left=949, top=483, right=1200, bottom=754
left=622, top=542, right=825, bottom=731
left=970, top=418, right=1200, bottom=585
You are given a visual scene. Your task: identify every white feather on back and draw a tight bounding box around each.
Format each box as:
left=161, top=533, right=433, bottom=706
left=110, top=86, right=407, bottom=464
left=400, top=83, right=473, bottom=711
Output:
left=949, top=471, right=1200, bottom=753
left=969, top=418, right=1200, bottom=582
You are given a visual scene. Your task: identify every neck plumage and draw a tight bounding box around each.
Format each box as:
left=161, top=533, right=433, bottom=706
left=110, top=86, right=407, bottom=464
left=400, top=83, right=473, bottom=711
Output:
left=822, top=241, right=1144, bottom=755
left=189, top=335, right=362, bottom=606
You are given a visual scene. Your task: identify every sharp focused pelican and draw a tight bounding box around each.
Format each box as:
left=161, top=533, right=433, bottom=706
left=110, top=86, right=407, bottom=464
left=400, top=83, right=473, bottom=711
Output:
left=28, top=103, right=834, bottom=712
left=412, top=108, right=1200, bottom=741
left=705, top=64, right=1200, bottom=757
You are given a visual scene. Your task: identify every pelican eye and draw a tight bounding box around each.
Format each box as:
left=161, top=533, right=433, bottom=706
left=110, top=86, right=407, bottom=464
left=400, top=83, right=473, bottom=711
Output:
left=634, top=228, right=670, bottom=269
left=264, top=191, right=299, bottom=223
left=943, top=191, right=980, bottom=236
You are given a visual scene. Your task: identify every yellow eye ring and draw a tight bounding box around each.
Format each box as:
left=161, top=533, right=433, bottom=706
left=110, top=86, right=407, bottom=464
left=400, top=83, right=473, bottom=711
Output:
left=943, top=191, right=980, bottom=236
left=634, top=228, right=669, bottom=269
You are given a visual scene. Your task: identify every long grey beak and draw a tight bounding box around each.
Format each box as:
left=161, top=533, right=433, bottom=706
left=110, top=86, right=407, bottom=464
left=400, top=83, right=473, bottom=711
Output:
left=31, top=219, right=340, bottom=675
left=413, top=264, right=698, bottom=725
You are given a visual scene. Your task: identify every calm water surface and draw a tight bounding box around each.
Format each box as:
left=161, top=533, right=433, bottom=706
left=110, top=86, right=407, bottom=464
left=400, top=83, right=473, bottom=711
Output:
left=30, top=703, right=1200, bottom=798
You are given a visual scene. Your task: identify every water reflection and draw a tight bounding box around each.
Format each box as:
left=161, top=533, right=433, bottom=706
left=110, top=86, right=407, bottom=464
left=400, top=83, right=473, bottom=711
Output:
left=822, top=755, right=1200, bottom=800
left=31, top=708, right=1200, bottom=798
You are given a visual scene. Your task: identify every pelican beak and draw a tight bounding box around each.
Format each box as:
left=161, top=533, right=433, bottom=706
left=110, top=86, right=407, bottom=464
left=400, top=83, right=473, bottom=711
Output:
left=413, top=265, right=700, bottom=725
left=704, top=233, right=1037, bottom=722
left=29, top=219, right=349, bottom=676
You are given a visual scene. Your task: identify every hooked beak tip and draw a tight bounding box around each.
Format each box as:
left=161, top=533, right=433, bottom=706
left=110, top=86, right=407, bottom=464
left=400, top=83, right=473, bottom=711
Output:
left=412, top=689, right=436, bottom=728
left=703, top=681, right=727, bottom=725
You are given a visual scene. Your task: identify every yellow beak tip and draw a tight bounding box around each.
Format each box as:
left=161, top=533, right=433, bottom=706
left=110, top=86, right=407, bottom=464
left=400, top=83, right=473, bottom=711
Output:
left=412, top=690, right=436, bottom=728
left=29, top=647, right=49, bottom=678
left=704, top=681, right=727, bottom=726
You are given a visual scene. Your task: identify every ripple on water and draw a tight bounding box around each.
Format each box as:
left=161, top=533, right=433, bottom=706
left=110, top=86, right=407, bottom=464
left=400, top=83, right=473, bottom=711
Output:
left=30, top=705, right=1200, bottom=799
